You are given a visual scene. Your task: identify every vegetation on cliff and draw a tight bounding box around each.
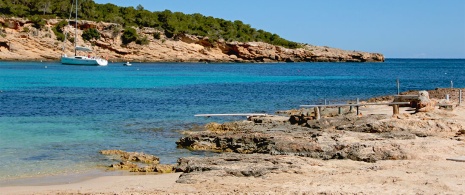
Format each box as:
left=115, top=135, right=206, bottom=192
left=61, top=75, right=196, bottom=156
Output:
left=82, top=27, right=100, bottom=41
left=0, top=0, right=300, bottom=48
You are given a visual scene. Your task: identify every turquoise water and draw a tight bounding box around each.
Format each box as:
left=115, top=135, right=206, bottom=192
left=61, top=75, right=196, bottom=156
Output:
left=0, top=59, right=464, bottom=181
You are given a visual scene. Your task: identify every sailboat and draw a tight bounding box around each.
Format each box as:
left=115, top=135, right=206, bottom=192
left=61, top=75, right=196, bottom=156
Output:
left=61, top=0, right=108, bottom=66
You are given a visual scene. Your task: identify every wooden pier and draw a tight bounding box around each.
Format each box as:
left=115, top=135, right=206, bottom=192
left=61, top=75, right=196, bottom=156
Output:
left=300, top=102, right=411, bottom=120
left=194, top=113, right=268, bottom=117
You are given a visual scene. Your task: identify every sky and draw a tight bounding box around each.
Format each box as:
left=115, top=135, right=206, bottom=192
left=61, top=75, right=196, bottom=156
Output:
left=94, top=0, right=465, bottom=59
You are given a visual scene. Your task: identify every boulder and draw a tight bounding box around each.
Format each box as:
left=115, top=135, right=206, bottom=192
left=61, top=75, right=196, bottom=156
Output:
left=101, top=149, right=178, bottom=173
left=110, top=161, right=138, bottom=171
left=100, top=149, right=160, bottom=164
left=136, top=164, right=176, bottom=173
left=416, top=91, right=435, bottom=112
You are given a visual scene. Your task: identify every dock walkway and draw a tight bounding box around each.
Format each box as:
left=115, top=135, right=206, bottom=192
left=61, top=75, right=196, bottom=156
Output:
left=300, top=102, right=411, bottom=120
left=194, top=113, right=268, bottom=117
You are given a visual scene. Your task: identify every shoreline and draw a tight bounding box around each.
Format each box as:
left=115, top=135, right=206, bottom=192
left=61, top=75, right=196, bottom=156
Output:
left=2, top=89, right=465, bottom=194
left=0, top=173, right=183, bottom=195
left=0, top=169, right=113, bottom=187
left=0, top=59, right=375, bottom=63
left=0, top=58, right=460, bottom=66
left=3, top=146, right=465, bottom=194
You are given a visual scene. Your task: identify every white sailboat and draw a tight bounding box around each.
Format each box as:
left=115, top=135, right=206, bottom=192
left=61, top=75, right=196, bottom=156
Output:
left=61, top=0, right=108, bottom=66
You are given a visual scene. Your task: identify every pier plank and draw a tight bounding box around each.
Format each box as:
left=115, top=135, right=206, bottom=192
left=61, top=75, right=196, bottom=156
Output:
left=195, top=113, right=268, bottom=117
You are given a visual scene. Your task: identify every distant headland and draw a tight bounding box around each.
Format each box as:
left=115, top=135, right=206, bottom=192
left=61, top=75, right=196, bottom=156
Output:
left=0, top=0, right=384, bottom=63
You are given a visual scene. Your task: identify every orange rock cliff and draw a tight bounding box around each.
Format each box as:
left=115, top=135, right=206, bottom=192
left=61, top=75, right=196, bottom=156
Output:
left=0, top=17, right=384, bottom=63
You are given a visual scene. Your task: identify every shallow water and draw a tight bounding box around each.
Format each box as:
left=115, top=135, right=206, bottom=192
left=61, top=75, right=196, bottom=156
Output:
left=0, top=59, right=464, bottom=181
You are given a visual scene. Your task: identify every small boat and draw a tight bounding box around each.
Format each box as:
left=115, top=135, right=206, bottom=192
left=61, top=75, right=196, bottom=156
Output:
left=123, top=62, right=132, bottom=66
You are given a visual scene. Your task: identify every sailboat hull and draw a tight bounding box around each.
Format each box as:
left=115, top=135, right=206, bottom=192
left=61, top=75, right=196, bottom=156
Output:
left=60, top=0, right=107, bottom=67
left=61, top=56, right=108, bottom=66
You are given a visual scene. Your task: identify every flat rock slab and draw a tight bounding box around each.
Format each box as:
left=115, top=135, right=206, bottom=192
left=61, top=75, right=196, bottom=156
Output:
left=446, top=156, right=465, bottom=162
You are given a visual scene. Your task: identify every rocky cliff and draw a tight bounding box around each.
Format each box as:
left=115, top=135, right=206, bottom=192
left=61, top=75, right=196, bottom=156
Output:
left=0, top=17, right=384, bottom=63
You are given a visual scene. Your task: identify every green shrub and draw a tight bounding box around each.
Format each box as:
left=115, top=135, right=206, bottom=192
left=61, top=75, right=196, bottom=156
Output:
left=29, top=15, right=46, bottom=29
left=54, top=31, right=64, bottom=41
left=111, top=25, right=122, bottom=38
left=153, top=32, right=161, bottom=39
left=52, top=20, right=68, bottom=41
left=121, top=27, right=137, bottom=45
left=136, top=35, right=149, bottom=45
left=55, top=20, right=68, bottom=33
left=82, top=28, right=100, bottom=41
left=23, top=27, right=30, bottom=33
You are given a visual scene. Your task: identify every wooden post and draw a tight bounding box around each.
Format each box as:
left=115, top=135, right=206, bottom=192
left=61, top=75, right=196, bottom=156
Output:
left=314, top=106, right=321, bottom=120
left=459, top=90, right=462, bottom=105
left=356, top=98, right=360, bottom=116
left=392, top=104, right=399, bottom=115
left=338, top=107, right=342, bottom=115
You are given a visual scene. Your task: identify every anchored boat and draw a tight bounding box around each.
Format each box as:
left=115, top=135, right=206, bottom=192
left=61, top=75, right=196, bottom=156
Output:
left=60, top=0, right=108, bottom=66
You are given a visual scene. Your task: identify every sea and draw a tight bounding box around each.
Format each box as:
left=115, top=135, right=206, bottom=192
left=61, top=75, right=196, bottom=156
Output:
left=0, top=59, right=464, bottom=184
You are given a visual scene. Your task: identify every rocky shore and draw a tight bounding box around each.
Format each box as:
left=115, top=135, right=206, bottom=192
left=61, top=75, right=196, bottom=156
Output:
left=64, top=88, right=465, bottom=194
left=2, top=88, right=465, bottom=194
left=0, top=17, right=384, bottom=63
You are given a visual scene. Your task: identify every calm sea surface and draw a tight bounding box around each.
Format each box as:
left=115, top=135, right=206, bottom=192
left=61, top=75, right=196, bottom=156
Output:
left=0, top=59, right=464, bottom=182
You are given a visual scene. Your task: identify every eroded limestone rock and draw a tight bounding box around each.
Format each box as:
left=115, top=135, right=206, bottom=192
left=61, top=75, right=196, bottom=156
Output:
left=177, top=105, right=463, bottom=163
left=100, top=149, right=174, bottom=173
left=416, top=90, right=436, bottom=112
left=100, top=149, right=159, bottom=164
left=175, top=153, right=310, bottom=184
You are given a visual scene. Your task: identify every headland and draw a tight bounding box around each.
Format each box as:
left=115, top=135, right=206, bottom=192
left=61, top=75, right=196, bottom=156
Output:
left=0, top=17, right=384, bottom=63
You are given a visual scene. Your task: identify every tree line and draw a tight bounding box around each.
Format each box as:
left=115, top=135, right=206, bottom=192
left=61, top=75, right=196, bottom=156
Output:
left=0, top=0, right=300, bottom=48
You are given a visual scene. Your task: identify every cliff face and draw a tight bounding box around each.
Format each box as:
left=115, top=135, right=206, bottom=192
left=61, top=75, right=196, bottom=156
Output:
left=0, top=17, right=384, bottom=62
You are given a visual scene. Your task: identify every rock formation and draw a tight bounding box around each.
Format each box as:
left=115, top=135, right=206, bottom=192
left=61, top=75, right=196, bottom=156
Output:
left=416, top=90, right=436, bottom=112
left=0, top=17, right=384, bottom=63
left=99, top=150, right=175, bottom=173
left=175, top=153, right=310, bottom=184
left=176, top=104, right=464, bottom=163
left=95, top=90, right=465, bottom=190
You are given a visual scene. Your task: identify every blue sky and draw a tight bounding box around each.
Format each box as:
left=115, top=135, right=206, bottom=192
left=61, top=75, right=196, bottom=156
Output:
left=94, top=0, right=465, bottom=59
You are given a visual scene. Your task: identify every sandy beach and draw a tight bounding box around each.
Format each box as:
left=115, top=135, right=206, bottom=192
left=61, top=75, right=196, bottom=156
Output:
left=1, top=173, right=182, bottom=194
left=2, top=142, right=465, bottom=194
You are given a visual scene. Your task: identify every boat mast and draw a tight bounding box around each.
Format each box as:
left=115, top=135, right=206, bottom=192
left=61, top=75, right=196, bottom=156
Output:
left=74, top=0, right=78, bottom=56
